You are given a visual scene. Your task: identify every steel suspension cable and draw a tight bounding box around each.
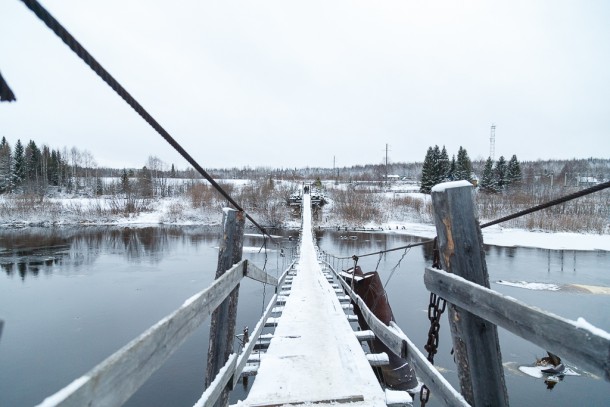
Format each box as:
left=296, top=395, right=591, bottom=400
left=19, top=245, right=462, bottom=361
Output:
left=480, top=180, right=610, bottom=229
left=19, top=0, right=276, bottom=242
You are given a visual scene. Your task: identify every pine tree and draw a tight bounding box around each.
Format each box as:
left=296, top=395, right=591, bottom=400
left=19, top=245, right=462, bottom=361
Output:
left=12, top=139, right=25, bottom=188
left=0, top=137, right=12, bottom=193
left=494, top=156, right=508, bottom=190
left=49, top=150, right=60, bottom=186
left=138, top=166, right=153, bottom=197
left=170, top=164, right=176, bottom=178
left=448, top=155, right=456, bottom=181
left=420, top=147, right=436, bottom=193
left=121, top=168, right=130, bottom=194
left=506, top=154, right=522, bottom=187
left=96, top=177, right=104, bottom=195
left=438, top=146, right=450, bottom=182
left=479, top=157, right=497, bottom=193
left=455, top=146, right=473, bottom=182
left=24, top=140, right=41, bottom=186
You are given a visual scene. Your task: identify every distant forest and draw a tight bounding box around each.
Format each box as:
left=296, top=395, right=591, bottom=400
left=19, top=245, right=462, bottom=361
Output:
left=0, top=136, right=608, bottom=198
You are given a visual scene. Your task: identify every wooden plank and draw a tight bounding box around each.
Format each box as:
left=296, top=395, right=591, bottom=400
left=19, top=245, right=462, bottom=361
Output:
left=354, top=330, right=376, bottom=342
left=390, top=322, right=471, bottom=407
left=249, top=395, right=365, bottom=407
left=367, top=352, right=390, bottom=366
left=233, top=293, right=279, bottom=388
left=36, top=261, right=245, bottom=407
left=206, top=209, right=245, bottom=407
left=193, top=353, right=238, bottom=407
left=431, top=182, right=508, bottom=407
left=246, top=261, right=279, bottom=286
left=355, top=296, right=407, bottom=358
left=425, top=267, right=610, bottom=382
left=325, top=259, right=469, bottom=407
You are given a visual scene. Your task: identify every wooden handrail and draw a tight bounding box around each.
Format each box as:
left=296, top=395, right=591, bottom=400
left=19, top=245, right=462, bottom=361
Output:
left=36, top=258, right=285, bottom=407
left=323, top=260, right=470, bottom=407
left=425, top=267, right=610, bottom=382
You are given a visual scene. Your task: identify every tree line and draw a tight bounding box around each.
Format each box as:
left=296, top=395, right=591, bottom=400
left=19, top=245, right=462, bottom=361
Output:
left=0, top=137, right=188, bottom=197
left=419, top=145, right=522, bottom=193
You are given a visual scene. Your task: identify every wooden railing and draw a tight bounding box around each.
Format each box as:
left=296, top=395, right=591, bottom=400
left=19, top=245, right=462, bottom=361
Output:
left=322, top=181, right=609, bottom=407
left=424, top=268, right=610, bottom=382
left=323, top=259, right=470, bottom=407
left=36, top=257, right=293, bottom=407
left=37, top=207, right=295, bottom=407
left=428, top=182, right=610, bottom=406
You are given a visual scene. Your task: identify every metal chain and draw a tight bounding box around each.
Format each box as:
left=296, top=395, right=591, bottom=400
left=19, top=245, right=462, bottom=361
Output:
left=419, top=384, right=430, bottom=406
left=424, top=292, right=447, bottom=363
left=421, top=239, right=447, bottom=405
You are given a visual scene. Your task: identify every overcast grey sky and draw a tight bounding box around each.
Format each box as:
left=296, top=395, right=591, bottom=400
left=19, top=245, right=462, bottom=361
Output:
left=1, top=1, right=609, bottom=170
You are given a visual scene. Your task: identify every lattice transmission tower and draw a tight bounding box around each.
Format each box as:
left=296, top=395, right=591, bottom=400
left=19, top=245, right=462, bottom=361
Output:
left=489, top=124, right=496, bottom=160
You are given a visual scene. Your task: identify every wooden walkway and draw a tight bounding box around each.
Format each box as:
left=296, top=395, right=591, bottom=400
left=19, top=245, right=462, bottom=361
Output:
left=240, top=193, right=387, bottom=406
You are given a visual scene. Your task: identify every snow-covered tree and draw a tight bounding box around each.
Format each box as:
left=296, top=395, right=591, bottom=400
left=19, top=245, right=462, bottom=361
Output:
left=437, top=145, right=450, bottom=182
left=455, top=146, right=473, bottom=182
left=420, top=147, right=437, bottom=193
left=507, top=154, right=522, bottom=187
left=448, top=155, right=456, bottom=181
left=479, top=157, right=497, bottom=193
left=12, top=139, right=25, bottom=188
left=494, top=156, right=508, bottom=190
left=0, top=137, right=12, bottom=193
left=138, top=166, right=153, bottom=197
left=24, top=140, right=42, bottom=188
left=121, top=168, right=130, bottom=194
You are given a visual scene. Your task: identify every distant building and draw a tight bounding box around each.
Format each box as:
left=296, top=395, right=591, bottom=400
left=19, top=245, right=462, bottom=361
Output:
left=576, top=176, right=599, bottom=186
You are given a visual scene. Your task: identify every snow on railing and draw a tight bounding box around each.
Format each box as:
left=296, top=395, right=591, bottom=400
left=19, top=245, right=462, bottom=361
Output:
left=36, top=259, right=294, bottom=407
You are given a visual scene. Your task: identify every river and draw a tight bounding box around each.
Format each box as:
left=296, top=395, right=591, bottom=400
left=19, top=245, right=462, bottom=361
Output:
left=0, top=226, right=608, bottom=406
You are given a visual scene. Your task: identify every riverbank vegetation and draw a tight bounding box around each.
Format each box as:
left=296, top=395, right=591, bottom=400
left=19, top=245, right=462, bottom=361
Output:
left=0, top=136, right=607, bottom=233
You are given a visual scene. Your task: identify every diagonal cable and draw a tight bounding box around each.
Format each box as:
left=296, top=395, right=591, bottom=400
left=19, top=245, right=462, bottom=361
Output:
left=19, top=0, right=276, bottom=242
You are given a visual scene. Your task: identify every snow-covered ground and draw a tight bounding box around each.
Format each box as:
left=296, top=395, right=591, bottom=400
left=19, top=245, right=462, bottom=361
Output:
left=375, top=221, right=610, bottom=252
left=1, top=192, right=608, bottom=252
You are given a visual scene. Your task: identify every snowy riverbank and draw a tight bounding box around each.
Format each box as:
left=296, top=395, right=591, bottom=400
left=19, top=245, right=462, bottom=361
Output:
left=374, top=221, right=610, bottom=252
left=1, top=195, right=609, bottom=252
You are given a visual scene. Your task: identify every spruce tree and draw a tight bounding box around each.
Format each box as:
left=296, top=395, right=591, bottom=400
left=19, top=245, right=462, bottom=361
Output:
left=12, top=139, right=25, bottom=188
left=479, top=157, right=497, bottom=193
left=138, top=166, right=153, bottom=197
left=506, top=154, right=522, bottom=187
left=25, top=140, right=41, bottom=186
left=420, top=147, right=435, bottom=193
left=494, top=156, right=508, bottom=190
left=49, top=150, right=60, bottom=186
left=96, top=177, right=104, bottom=195
left=0, top=137, right=12, bottom=193
left=448, top=155, right=456, bottom=181
left=438, top=145, right=450, bottom=182
left=455, top=146, right=473, bottom=182
left=121, top=168, right=130, bottom=194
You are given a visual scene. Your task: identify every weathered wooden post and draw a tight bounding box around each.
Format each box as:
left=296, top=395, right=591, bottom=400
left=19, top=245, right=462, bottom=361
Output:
left=430, top=181, right=509, bottom=407
left=205, top=208, right=245, bottom=407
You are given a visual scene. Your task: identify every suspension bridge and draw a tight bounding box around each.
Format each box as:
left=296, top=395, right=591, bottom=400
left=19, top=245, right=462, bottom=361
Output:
left=5, top=2, right=610, bottom=406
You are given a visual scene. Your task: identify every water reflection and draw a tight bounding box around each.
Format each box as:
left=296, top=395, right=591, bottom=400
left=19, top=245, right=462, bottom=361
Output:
left=0, top=226, right=222, bottom=280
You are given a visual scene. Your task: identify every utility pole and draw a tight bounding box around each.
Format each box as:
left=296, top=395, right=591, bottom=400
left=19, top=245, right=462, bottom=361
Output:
left=385, top=143, right=389, bottom=185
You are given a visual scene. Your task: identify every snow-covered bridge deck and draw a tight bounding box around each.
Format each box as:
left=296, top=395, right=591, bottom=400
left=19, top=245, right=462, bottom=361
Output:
left=240, top=194, right=387, bottom=406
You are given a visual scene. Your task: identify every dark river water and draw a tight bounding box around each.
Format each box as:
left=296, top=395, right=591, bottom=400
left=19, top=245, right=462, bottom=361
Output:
left=0, top=226, right=608, bottom=406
